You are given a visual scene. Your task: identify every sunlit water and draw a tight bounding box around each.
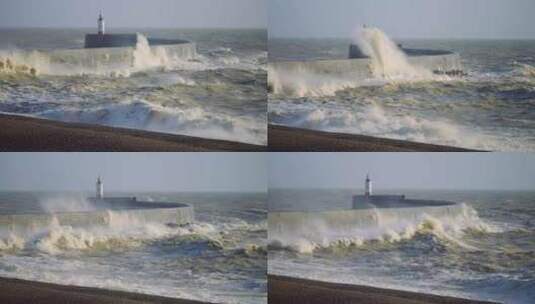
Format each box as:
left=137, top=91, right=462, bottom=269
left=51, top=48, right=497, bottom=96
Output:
left=268, top=189, right=535, bottom=304
left=0, top=191, right=267, bottom=304
left=269, top=38, right=535, bottom=151
left=0, top=28, right=267, bottom=145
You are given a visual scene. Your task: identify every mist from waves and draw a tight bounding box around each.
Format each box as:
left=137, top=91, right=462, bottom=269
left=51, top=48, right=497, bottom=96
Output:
left=0, top=29, right=267, bottom=145
left=268, top=36, right=535, bottom=151
left=268, top=189, right=535, bottom=304
left=0, top=191, right=267, bottom=304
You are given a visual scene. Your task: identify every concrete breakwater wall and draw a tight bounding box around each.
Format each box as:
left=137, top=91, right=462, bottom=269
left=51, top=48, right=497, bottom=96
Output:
left=268, top=53, right=462, bottom=79
left=352, top=196, right=458, bottom=209
left=84, top=33, right=191, bottom=49
left=269, top=203, right=465, bottom=234
left=0, top=200, right=194, bottom=232
left=0, top=42, right=197, bottom=76
left=49, top=42, right=197, bottom=68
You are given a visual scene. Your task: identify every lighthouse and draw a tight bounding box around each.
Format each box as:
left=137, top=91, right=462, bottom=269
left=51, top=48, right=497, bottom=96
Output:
left=96, top=176, right=104, bottom=199
left=98, top=11, right=105, bottom=35
left=365, top=174, right=372, bottom=197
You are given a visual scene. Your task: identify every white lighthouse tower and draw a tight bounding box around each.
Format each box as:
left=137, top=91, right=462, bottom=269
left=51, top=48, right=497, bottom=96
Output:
left=96, top=176, right=104, bottom=199
left=98, top=11, right=105, bottom=35
left=365, top=174, right=372, bottom=197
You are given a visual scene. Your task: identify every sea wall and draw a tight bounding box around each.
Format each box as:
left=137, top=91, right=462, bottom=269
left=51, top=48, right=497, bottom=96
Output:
left=269, top=203, right=465, bottom=235
left=268, top=53, right=462, bottom=79
left=48, top=42, right=197, bottom=69
left=85, top=34, right=138, bottom=48
left=0, top=201, right=194, bottom=232
left=85, top=34, right=192, bottom=48
left=351, top=196, right=457, bottom=209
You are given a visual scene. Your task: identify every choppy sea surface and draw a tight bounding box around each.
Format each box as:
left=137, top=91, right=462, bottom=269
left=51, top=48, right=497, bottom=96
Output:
left=0, top=191, right=267, bottom=304
left=269, top=38, right=535, bottom=151
left=0, top=28, right=267, bottom=145
left=268, top=189, right=535, bottom=304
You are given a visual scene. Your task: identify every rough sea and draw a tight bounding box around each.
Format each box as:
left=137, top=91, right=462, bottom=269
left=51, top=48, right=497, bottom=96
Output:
left=0, top=191, right=267, bottom=304
left=268, top=189, right=535, bottom=304
left=268, top=35, right=535, bottom=151
left=0, top=28, right=267, bottom=145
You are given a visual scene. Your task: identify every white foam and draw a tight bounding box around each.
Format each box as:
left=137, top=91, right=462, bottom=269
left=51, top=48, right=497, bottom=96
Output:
left=269, top=204, right=494, bottom=254
left=0, top=211, right=220, bottom=255
left=39, top=196, right=97, bottom=214
left=355, top=27, right=432, bottom=79
left=268, top=66, right=366, bottom=97
left=38, top=99, right=266, bottom=145
left=270, top=99, right=529, bottom=151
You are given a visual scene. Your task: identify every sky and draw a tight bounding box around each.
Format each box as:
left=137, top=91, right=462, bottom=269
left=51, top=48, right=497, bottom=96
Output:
left=0, top=0, right=266, bottom=29
left=270, top=153, right=535, bottom=191
left=0, top=153, right=266, bottom=192
left=269, top=0, right=535, bottom=39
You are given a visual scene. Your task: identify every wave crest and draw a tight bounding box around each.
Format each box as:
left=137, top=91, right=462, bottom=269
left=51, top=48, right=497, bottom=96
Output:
left=0, top=212, right=219, bottom=255
left=355, top=27, right=432, bottom=79
left=269, top=204, right=495, bottom=254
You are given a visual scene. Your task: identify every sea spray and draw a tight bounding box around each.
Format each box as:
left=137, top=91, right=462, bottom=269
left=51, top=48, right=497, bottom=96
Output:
left=268, top=204, right=493, bottom=254
left=268, top=65, right=364, bottom=97
left=268, top=27, right=437, bottom=97
left=133, top=33, right=170, bottom=70
left=0, top=210, right=218, bottom=254
left=269, top=98, right=517, bottom=150
left=39, top=196, right=98, bottom=214
left=0, top=51, right=47, bottom=76
left=355, top=27, right=432, bottom=79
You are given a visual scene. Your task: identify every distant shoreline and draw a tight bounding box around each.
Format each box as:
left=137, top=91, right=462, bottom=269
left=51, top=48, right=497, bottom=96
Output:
left=0, top=113, right=265, bottom=152
left=268, top=275, right=499, bottom=304
left=0, top=277, right=212, bottom=304
left=268, top=124, right=480, bottom=152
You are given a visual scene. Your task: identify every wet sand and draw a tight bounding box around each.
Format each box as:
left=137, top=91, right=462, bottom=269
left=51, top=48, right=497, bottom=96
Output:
left=0, top=277, right=212, bottom=304
left=0, top=114, right=265, bottom=152
left=268, top=124, right=479, bottom=152
left=269, top=275, right=499, bottom=304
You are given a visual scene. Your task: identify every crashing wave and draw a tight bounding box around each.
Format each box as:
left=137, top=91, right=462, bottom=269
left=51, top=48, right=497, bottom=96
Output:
left=269, top=99, right=531, bottom=151
left=268, top=204, right=496, bottom=254
left=355, top=27, right=432, bottom=79
left=0, top=212, right=222, bottom=255
left=0, top=53, right=43, bottom=76
left=35, top=98, right=265, bottom=145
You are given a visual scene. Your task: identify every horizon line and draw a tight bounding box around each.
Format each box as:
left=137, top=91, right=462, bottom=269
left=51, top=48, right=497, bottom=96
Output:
left=269, top=187, right=535, bottom=192
left=0, top=26, right=267, bottom=30
left=268, top=35, right=535, bottom=41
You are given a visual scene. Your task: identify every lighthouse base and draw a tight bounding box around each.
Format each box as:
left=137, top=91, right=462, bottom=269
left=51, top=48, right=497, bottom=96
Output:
left=84, top=34, right=191, bottom=49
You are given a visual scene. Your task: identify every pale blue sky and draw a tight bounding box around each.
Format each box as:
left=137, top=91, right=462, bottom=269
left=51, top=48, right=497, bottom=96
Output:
left=270, top=153, right=535, bottom=191
left=0, top=153, right=266, bottom=192
left=0, top=0, right=266, bottom=28
left=269, top=0, right=535, bottom=39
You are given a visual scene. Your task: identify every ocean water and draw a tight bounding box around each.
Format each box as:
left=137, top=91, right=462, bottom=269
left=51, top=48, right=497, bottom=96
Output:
left=268, top=189, right=535, bottom=304
left=268, top=35, right=535, bottom=151
left=0, top=28, right=267, bottom=145
left=0, top=191, right=267, bottom=304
